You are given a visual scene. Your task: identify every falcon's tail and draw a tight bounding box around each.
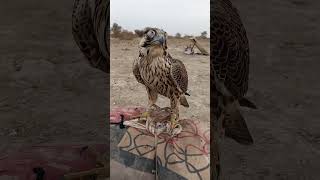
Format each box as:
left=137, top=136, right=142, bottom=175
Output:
left=239, top=97, right=257, bottom=109
left=180, top=95, right=189, bottom=107
left=223, top=105, right=254, bottom=145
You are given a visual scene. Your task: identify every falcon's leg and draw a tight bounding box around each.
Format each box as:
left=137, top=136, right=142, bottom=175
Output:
left=146, top=87, right=159, bottom=110
left=140, top=87, right=159, bottom=118
left=170, top=95, right=180, bottom=128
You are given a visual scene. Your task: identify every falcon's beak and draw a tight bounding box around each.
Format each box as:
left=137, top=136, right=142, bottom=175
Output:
left=151, top=35, right=167, bottom=49
left=152, top=35, right=165, bottom=46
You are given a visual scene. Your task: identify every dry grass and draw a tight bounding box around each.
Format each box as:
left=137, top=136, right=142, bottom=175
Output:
left=111, top=30, right=137, bottom=40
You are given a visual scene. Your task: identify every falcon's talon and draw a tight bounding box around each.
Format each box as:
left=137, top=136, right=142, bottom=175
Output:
left=170, top=114, right=179, bottom=129
left=140, top=111, right=150, bottom=119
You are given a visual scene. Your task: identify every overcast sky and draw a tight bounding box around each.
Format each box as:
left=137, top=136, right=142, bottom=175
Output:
left=111, top=0, right=210, bottom=36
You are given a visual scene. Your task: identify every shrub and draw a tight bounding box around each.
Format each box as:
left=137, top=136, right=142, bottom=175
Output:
left=111, top=23, right=122, bottom=36
left=134, top=29, right=144, bottom=37
left=184, top=35, right=193, bottom=39
left=118, top=30, right=136, bottom=40
left=175, top=33, right=182, bottom=38
left=200, top=31, right=207, bottom=39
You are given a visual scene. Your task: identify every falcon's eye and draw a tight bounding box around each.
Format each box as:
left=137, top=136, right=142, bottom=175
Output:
left=147, top=30, right=156, bottom=38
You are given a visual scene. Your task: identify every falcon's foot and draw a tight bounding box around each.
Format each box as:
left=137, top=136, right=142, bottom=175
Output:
left=140, top=111, right=150, bottom=119
left=168, top=113, right=182, bottom=136
left=140, top=104, right=160, bottom=119
left=170, top=113, right=179, bottom=129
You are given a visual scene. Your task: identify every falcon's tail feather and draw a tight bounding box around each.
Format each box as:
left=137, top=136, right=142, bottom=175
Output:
left=224, top=108, right=254, bottom=145
left=239, top=97, right=257, bottom=109
left=180, top=95, right=189, bottom=107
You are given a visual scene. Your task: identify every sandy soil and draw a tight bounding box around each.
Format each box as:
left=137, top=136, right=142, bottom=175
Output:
left=110, top=37, right=210, bottom=126
left=219, top=0, right=320, bottom=179
left=0, top=0, right=108, bottom=154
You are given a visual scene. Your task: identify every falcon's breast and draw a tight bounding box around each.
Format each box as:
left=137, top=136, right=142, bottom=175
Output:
left=133, top=52, right=188, bottom=97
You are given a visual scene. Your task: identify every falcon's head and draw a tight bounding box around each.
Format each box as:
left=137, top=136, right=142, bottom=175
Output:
left=139, top=28, right=168, bottom=50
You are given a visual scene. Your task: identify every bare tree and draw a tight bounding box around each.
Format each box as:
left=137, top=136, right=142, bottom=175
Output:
left=134, top=29, right=144, bottom=37
left=200, top=31, right=207, bottom=38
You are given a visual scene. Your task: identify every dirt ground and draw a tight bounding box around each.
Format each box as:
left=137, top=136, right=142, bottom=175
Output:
left=219, top=0, right=320, bottom=179
left=110, top=37, right=210, bottom=126
left=0, top=0, right=108, bottom=154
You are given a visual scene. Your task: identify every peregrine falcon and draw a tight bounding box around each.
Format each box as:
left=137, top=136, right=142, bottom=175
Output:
left=133, top=28, right=189, bottom=128
left=212, top=0, right=256, bottom=145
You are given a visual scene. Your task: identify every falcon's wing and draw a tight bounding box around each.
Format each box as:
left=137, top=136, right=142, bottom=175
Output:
left=170, top=58, right=188, bottom=93
left=211, top=0, right=249, bottom=98
left=224, top=106, right=254, bottom=145
left=72, top=0, right=109, bottom=73
left=132, top=57, right=144, bottom=84
left=211, top=0, right=255, bottom=146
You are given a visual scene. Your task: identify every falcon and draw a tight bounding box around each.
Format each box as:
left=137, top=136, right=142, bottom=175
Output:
left=212, top=0, right=257, bottom=145
left=133, top=28, right=189, bottom=128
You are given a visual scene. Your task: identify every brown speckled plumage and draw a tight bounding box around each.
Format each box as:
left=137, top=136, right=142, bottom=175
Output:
left=72, top=0, right=109, bottom=73
left=211, top=0, right=255, bottom=146
left=211, top=1, right=256, bottom=178
left=133, top=28, right=189, bottom=120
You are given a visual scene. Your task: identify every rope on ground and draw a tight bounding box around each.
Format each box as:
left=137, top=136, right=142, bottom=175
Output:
left=122, top=109, right=183, bottom=180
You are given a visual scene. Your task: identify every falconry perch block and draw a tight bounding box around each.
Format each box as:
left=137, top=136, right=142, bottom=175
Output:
left=185, top=38, right=209, bottom=56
